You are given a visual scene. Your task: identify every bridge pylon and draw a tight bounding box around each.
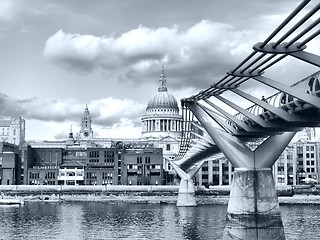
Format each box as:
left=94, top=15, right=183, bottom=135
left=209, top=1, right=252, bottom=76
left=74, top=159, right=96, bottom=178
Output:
left=170, top=160, right=204, bottom=207
left=185, top=101, right=295, bottom=240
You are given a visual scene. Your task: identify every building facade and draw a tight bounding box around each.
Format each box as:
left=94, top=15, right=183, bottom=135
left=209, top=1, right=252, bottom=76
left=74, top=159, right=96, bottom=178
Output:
left=23, top=141, right=163, bottom=186
left=0, top=116, right=25, bottom=146
left=123, top=148, right=163, bottom=185
left=0, top=142, right=20, bottom=185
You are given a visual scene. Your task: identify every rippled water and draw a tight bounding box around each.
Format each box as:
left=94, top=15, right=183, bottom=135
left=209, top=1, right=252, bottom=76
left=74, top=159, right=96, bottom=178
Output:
left=0, top=202, right=320, bottom=240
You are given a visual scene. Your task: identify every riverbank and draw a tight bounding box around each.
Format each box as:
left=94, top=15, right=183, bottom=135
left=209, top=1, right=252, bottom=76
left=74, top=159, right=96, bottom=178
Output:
left=2, top=194, right=320, bottom=205
left=1, top=185, right=320, bottom=205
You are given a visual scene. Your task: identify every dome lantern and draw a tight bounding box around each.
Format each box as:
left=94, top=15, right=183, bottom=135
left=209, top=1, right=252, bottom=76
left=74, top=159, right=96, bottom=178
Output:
left=158, top=66, right=167, bottom=92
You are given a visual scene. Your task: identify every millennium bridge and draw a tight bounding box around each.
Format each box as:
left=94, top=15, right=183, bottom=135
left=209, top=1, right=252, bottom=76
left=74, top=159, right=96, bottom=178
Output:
left=170, top=1, right=320, bottom=239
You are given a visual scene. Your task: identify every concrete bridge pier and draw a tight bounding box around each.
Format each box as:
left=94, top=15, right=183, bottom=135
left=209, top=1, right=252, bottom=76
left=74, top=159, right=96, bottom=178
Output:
left=177, top=177, right=197, bottom=207
left=170, top=160, right=204, bottom=207
left=223, top=168, right=285, bottom=240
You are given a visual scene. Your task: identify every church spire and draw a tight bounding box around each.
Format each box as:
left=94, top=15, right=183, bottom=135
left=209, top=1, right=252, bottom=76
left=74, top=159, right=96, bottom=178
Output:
left=83, top=104, right=90, bottom=117
left=69, top=125, right=73, bottom=139
left=158, top=66, right=167, bottom=92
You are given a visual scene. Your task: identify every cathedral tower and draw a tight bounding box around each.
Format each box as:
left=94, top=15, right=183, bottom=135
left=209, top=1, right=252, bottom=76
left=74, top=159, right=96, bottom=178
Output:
left=79, top=104, right=93, bottom=140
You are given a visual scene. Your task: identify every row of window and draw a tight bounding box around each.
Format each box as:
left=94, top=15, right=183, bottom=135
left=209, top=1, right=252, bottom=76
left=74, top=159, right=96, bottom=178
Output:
left=0, top=128, right=16, bottom=134
left=306, top=153, right=315, bottom=158
left=102, top=172, right=113, bottom=179
left=86, top=172, right=114, bottom=180
left=89, top=151, right=99, bottom=158
left=147, top=108, right=178, bottom=114
left=306, top=146, right=315, bottom=151
left=306, top=160, right=315, bottom=165
left=306, top=167, right=315, bottom=172
left=45, top=172, right=56, bottom=179
left=136, top=156, right=151, bottom=164
left=127, top=164, right=161, bottom=170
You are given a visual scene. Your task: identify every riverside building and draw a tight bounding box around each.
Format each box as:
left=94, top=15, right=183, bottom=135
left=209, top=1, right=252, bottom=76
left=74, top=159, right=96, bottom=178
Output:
left=24, top=141, right=163, bottom=186
left=0, top=142, right=20, bottom=185
left=0, top=116, right=25, bottom=146
left=195, top=128, right=320, bottom=187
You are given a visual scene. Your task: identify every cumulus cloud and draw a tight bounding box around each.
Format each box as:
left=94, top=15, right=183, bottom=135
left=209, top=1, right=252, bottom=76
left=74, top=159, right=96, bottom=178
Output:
left=44, top=20, right=257, bottom=89
left=0, top=93, right=145, bottom=128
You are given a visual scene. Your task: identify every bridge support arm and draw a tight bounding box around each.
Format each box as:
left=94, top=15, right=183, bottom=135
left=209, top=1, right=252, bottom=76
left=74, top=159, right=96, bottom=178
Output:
left=185, top=101, right=254, bottom=169
left=290, top=51, right=320, bottom=68
left=254, top=132, right=297, bottom=168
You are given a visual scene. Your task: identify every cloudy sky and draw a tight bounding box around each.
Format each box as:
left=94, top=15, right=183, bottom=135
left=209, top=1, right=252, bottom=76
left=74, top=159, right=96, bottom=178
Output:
left=0, top=0, right=319, bottom=140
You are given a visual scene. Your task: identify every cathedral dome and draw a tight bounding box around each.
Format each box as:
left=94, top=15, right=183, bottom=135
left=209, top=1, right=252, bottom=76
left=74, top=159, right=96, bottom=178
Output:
left=147, top=91, right=179, bottom=110
left=141, top=66, right=182, bottom=139
left=146, top=67, right=179, bottom=111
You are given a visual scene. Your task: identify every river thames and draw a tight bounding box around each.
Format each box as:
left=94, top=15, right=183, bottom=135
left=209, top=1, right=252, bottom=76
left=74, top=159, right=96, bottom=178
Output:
left=1, top=202, right=320, bottom=240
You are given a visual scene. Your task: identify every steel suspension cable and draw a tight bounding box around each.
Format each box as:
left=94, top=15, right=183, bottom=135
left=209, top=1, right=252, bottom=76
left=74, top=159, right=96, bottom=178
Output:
left=258, top=55, right=287, bottom=73
left=273, top=2, right=320, bottom=48
left=259, top=0, right=311, bottom=48
left=240, top=53, right=268, bottom=73
left=249, top=54, right=277, bottom=73
left=297, top=28, right=320, bottom=47
left=285, top=17, right=320, bottom=48
left=231, top=51, right=257, bottom=73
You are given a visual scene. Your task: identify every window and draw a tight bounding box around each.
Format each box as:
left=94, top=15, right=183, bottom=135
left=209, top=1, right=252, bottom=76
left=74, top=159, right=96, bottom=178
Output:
left=104, top=151, right=115, bottom=163
left=87, top=172, right=97, bottom=179
left=89, top=151, right=99, bottom=163
left=166, top=144, right=171, bottom=151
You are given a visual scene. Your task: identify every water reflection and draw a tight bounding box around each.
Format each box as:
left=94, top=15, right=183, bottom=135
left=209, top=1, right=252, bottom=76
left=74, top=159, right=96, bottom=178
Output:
left=57, top=204, right=84, bottom=239
left=0, top=202, right=320, bottom=239
left=176, top=206, right=226, bottom=240
left=281, top=205, right=320, bottom=240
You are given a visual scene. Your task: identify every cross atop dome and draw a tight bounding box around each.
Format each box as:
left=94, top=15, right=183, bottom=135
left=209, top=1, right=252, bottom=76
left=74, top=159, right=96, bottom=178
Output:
left=158, top=66, right=167, bottom=92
